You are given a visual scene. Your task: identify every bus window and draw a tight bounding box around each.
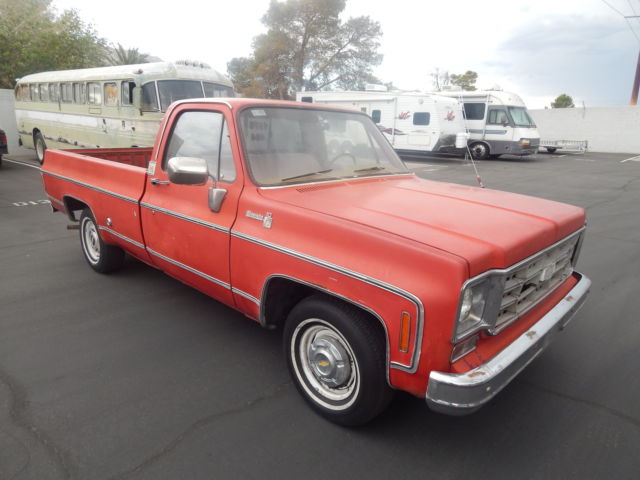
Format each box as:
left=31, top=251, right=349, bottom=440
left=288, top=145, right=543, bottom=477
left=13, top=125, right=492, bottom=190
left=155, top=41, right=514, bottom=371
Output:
left=73, top=83, right=86, bottom=104
left=141, top=82, right=159, bottom=111
left=61, top=84, right=73, bottom=103
left=30, top=84, right=39, bottom=101
left=157, top=80, right=204, bottom=111
left=49, top=84, right=59, bottom=102
left=88, top=82, right=101, bottom=104
left=122, top=81, right=135, bottom=105
left=39, top=84, right=49, bottom=102
left=104, top=82, right=118, bottom=106
left=16, top=84, right=30, bottom=101
left=203, top=82, right=234, bottom=98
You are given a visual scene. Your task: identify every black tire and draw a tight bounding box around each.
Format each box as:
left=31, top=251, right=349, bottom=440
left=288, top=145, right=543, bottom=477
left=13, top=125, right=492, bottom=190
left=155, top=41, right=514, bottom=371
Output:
left=488, top=154, right=502, bottom=159
left=79, top=208, right=125, bottom=273
left=284, top=295, right=394, bottom=426
left=34, top=132, right=46, bottom=164
left=546, top=147, right=557, bottom=153
left=469, top=142, right=490, bottom=160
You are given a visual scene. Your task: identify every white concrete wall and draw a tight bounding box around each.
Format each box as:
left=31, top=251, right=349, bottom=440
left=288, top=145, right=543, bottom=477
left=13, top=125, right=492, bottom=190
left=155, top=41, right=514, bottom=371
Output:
left=0, top=89, right=21, bottom=153
left=529, top=106, right=640, bottom=154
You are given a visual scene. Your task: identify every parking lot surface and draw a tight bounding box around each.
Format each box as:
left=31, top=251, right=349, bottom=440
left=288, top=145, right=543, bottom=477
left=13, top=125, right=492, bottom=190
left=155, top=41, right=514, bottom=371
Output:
left=1, top=150, right=639, bottom=479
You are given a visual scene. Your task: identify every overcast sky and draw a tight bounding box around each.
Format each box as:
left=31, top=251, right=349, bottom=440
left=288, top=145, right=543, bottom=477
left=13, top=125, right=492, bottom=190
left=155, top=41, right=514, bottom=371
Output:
left=51, top=0, right=640, bottom=109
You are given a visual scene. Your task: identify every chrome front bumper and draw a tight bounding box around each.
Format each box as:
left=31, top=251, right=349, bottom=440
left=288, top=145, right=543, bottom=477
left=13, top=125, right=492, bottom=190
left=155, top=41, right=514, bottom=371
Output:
left=426, top=272, right=591, bottom=415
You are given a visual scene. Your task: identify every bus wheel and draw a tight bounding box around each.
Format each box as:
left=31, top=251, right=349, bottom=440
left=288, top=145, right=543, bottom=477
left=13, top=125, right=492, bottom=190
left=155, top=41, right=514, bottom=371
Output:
left=470, top=142, right=489, bottom=160
left=34, top=132, right=47, bottom=164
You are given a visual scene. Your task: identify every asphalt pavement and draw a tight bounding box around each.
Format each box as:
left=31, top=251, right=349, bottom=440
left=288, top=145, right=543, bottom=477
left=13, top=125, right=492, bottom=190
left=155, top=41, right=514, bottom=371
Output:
left=1, top=150, right=639, bottom=479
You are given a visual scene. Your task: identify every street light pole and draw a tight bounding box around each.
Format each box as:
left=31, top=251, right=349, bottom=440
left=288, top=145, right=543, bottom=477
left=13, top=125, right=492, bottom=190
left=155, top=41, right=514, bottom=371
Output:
left=632, top=49, right=640, bottom=105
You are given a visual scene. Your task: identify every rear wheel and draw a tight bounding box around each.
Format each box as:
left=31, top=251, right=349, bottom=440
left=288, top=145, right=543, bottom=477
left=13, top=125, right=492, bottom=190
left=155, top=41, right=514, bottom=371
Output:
left=284, top=295, right=394, bottom=426
left=34, top=132, right=46, bottom=164
left=79, top=208, right=125, bottom=273
left=546, top=147, right=557, bottom=153
left=469, top=142, right=490, bottom=160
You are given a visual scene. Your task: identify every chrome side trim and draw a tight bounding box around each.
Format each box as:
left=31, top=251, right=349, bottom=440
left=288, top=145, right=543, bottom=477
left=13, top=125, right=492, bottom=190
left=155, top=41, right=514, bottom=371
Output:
left=232, top=231, right=424, bottom=373
left=47, top=195, right=65, bottom=209
left=140, top=202, right=230, bottom=233
left=426, top=272, right=591, bottom=415
left=98, top=226, right=145, bottom=249
left=146, top=247, right=230, bottom=290
left=231, top=288, right=260, bottom=305
left=260, top=274, right=393, bottom=385
left=41, top=170, right=138, bottom=204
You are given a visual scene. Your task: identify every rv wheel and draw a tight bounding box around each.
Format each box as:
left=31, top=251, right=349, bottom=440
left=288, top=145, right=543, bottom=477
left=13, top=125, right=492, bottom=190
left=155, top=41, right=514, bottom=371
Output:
left=470, top=142, right=489, bottom=160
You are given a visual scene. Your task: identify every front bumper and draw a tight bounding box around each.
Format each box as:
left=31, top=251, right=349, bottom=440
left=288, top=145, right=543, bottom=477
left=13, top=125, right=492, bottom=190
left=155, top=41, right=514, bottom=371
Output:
left=425, top=272, right=591, bottom=415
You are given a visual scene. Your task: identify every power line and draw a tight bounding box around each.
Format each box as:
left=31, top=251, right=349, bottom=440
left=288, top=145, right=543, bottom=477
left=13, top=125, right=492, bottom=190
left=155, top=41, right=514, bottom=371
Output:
left=602, top=0, right=640, bottom=43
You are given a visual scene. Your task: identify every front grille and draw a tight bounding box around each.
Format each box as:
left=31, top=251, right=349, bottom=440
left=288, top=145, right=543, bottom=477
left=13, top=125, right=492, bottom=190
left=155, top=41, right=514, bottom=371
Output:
left=493, top=233, right=580, bottom=333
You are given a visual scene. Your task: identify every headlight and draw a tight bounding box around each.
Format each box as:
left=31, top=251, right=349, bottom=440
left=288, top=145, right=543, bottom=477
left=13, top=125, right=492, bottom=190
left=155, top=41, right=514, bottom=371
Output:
left=453, top=276, right=503, bottom=342
left=520, top=138, right=531, bottom=146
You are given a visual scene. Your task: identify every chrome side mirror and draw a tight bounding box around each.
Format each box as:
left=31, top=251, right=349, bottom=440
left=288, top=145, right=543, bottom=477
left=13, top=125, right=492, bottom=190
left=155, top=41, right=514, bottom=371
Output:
left=167, top=157, right=208, bottom=185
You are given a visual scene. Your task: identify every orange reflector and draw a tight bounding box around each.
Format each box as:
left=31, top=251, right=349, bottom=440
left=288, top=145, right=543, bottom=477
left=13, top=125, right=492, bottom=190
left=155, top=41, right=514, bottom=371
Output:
left=399, top=312, right=411, bottom=353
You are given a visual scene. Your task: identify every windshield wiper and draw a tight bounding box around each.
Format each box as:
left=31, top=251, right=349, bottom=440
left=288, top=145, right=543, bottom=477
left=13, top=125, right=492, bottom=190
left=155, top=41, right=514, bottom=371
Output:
left=281, top=169, right=334, bottom=182
left=353, top=165, right=386, bottom=173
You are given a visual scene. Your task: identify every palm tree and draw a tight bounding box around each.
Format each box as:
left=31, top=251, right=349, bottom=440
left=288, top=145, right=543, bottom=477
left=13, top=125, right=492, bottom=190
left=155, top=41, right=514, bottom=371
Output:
left=107, top=43, right=150, bottom=65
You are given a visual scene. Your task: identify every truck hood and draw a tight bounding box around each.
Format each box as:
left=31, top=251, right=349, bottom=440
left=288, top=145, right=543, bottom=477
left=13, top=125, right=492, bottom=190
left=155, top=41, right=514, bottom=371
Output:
left=259, top=175, right=585, bottom=276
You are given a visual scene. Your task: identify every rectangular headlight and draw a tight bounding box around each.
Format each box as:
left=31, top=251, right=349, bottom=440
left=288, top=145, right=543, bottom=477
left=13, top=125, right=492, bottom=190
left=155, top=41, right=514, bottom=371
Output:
left=453, top=275, right=504, bottom=342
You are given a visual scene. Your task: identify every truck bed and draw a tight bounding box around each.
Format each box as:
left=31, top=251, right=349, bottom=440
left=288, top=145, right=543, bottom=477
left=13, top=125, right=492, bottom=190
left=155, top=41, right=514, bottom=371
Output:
left=62, top=147, right=154, bottom=169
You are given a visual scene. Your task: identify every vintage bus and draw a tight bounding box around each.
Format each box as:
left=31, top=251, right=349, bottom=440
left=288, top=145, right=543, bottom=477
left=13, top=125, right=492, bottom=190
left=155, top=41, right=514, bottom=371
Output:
left=14, top=61, right=235, bottom=163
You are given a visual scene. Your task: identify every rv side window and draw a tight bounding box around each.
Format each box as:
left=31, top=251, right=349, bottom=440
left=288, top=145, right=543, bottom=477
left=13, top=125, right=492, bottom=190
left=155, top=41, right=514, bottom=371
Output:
left=104, top=82, right=118, bottom=106
left=371, top=109, right=381, bottom=123
left=49, top=84, right=59, bottom=103
left=73, top=83, right=86, bottom=104
left=88, top=83, right=102, bottom=104
left=413, top=112, right=430, bottom=125
left=463, top=103, right=485, bottom=120
left=300, top=96, right=313, bottom=103
left=39, top=84, right=49, bottom=102
left=61, top=84, right=73, bottom=103
left=487, top=109, right=509, bottom=125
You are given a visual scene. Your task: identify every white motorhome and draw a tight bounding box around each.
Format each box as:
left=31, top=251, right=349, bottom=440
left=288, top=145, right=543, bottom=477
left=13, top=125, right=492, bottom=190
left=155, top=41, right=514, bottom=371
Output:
left=296, top=88, right=467, bottom=155
left=441, top=89, right=540, bottom=159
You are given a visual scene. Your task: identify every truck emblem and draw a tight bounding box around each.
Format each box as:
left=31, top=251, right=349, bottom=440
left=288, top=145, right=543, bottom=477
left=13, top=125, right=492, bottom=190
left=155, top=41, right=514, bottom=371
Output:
left=246, top=210, right=273, bottom=229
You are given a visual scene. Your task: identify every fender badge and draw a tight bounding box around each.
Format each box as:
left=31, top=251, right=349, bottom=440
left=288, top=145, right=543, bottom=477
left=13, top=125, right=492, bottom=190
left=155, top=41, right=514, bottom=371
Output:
left=246, top=210, right=273, bottom=229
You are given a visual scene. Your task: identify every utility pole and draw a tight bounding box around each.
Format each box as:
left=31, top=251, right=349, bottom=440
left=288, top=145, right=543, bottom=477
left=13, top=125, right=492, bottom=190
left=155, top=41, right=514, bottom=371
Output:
left=632, top=49, right=640, bottom=105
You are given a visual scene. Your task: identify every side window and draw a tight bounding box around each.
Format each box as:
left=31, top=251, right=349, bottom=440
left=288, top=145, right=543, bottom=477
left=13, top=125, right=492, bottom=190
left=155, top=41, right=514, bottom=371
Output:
left=73, top=83, right=86, bottom=104
left=371, top=109, right=381, bottom=123
left=61, top=83, right=73, bottom=103
left=413, top=112, right=430, bottom=125
left=88, top=82, right=101, bottom=104
left=29, top=84, right=38, bottom=101
left=141, top=82, right=159, bottom=111
left=300, top=96, right=313, bottom=103
left=463, top=103, right=486, bottom=120
left=49, top=84, right=59, bottom=102
left=164, top=111, right=236, bottom=183
left=488, top=109, right=509, bottom=125
left=39, top=84, right=49, bottom=102
left=104, top=82, right=118, bottom=106
left=122, top=81, right=135, bottom=105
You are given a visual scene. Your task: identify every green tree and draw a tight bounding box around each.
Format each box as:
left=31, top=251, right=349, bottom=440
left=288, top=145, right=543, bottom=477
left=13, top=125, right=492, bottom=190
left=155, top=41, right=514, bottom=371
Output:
left=449, top=70, right=478, bottom=91
left=551, top=94, right=575, bottom=108
left=0, top=0, right=107, bottom=88
left=107, top=43, right=150, bottom=66
left=227, top=0, right=382, bottom=99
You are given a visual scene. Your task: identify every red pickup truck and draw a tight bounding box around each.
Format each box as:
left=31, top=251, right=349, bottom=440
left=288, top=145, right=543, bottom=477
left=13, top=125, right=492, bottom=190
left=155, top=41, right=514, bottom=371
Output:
left=41, top=98, right=591, bottom=425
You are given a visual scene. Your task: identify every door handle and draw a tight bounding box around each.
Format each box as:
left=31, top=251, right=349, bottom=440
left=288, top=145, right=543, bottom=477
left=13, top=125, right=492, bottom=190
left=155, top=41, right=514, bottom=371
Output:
left=150, top=178, right=170, bottom=185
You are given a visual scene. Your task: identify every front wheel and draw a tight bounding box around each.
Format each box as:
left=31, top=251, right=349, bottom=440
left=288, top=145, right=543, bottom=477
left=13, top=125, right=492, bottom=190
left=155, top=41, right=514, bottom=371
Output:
left=284, top=295, right=394, bottom=426
left=79, top=209, right=125, bottom=273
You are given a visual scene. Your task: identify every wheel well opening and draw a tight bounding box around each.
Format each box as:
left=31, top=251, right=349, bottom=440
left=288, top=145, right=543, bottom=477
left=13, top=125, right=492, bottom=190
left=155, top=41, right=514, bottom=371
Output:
left=261, top=278, right=387, bottom=345
left=63, top=197, right=88, bottom=222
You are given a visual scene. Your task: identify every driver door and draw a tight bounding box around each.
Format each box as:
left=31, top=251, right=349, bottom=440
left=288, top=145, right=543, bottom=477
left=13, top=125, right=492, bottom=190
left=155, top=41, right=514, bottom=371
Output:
left=140, top=104, right=242, bottom=306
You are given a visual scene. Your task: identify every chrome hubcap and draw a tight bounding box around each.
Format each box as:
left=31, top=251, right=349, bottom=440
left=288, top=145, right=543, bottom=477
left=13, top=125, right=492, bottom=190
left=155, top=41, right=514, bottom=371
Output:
left=294, top=320, right=359, bottom=407
left=83, top=220, right=100, bottom=263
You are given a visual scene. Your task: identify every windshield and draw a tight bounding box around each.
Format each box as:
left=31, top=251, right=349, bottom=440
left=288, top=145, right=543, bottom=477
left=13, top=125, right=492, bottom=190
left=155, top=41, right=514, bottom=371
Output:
left=508, top=107, right=536, bottom=127
left=240, top=107, right=409, bottom=186
left=158, top=80, right=204, bottom=111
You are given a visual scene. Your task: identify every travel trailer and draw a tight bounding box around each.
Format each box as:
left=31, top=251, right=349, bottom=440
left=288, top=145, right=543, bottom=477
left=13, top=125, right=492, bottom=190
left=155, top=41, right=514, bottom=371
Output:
left=296, top=88, right=467, bottom=155
left=440, top=90, right=540, bottom=159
